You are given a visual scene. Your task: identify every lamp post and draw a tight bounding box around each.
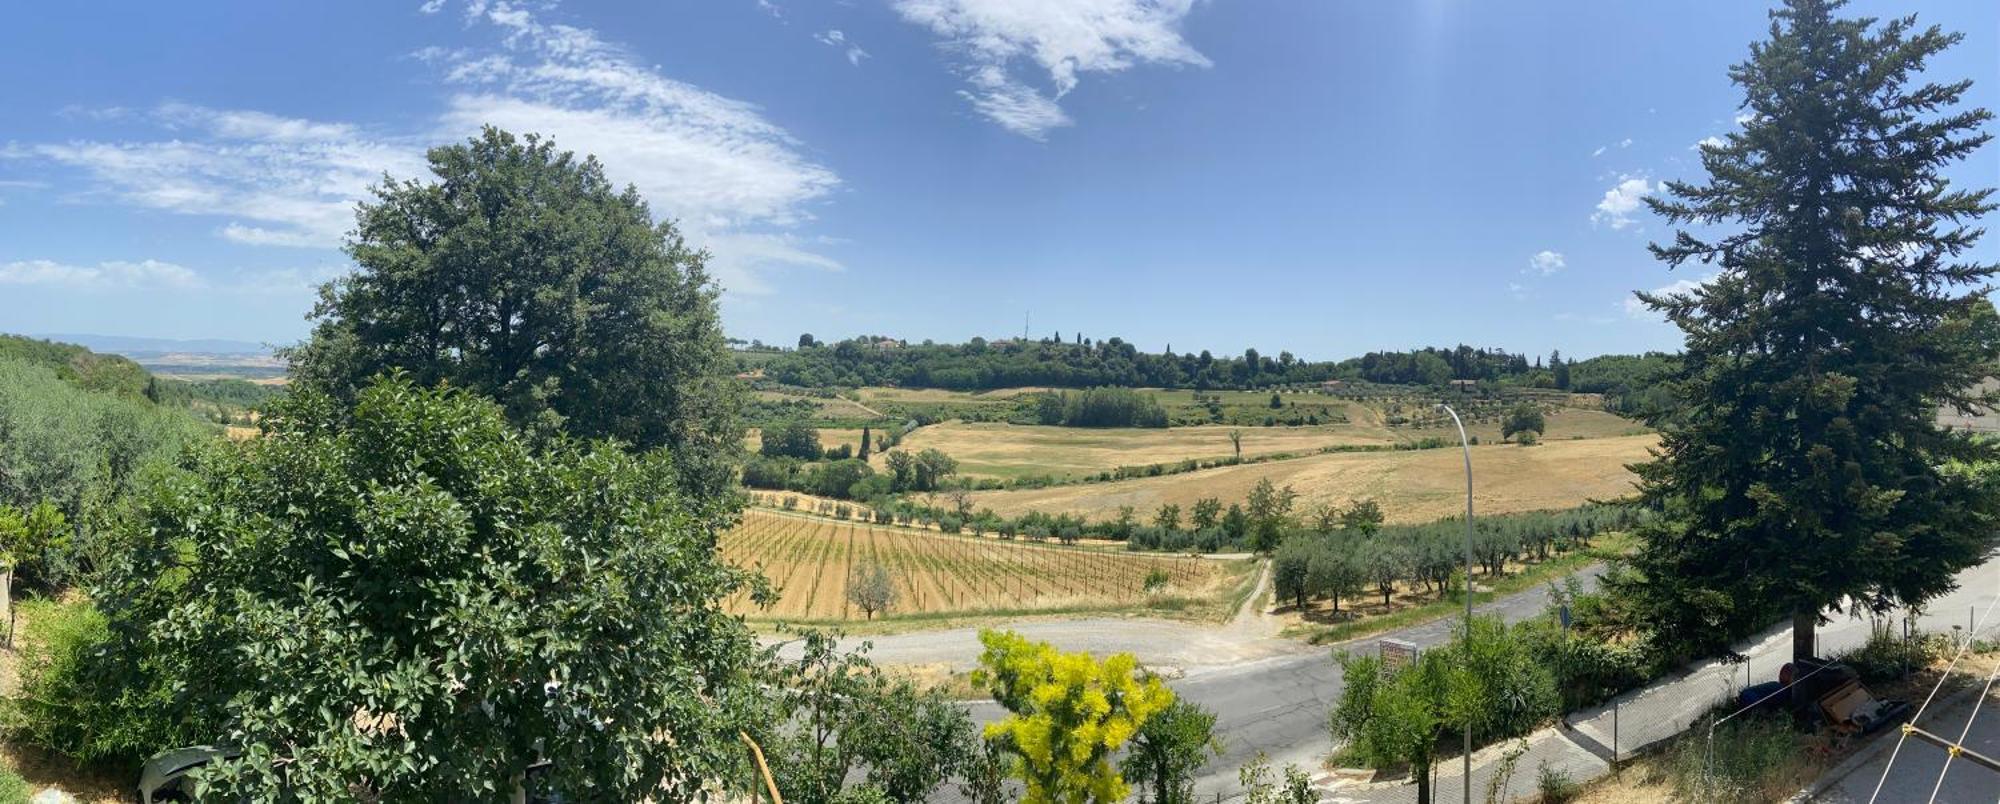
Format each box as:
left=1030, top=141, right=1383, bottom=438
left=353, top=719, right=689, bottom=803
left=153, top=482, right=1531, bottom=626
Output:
left=1437, top=403, right=1474, bottom=804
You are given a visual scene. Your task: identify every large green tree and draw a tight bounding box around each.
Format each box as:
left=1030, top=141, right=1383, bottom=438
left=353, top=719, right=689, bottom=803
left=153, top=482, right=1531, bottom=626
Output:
left=1626, top=0, right=2000, bottom=664
left=86, top=377, right=768, bottom=799
left=286, top=127, right=741, bottom=508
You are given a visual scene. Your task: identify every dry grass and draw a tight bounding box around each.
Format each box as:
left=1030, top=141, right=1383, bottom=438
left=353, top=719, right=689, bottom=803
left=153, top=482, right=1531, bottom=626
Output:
left=967, top=434, right=1655, bottom=524
left=1572, top=649, right=2000, bottom=804
left=894, top=422, right=1386, bottom=479
left=892, top=408, right=1644, bottom=481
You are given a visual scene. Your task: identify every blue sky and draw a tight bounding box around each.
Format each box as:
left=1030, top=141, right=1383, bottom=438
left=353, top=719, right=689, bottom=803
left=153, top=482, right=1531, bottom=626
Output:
left=2, top=0, right=1996, bottom=360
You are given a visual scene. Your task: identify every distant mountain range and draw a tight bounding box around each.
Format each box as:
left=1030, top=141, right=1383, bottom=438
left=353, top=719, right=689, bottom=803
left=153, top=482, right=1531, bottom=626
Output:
left=37, top=333, right=276, bottom=357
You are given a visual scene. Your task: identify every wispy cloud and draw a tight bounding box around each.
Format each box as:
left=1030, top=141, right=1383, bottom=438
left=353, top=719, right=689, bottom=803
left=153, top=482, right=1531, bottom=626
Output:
left=10, top=106, right=424, bottom=248
left=0, top=259, right=202, bottom=290
left=816, top=30, right=870, bottom=66
left=1527, top=250, right=1565, bottom=276
left=1, top=257, right=346, bottom=297
left=1592, top=174, right=1656, bottom=230
left=1692, top=135, right=1724, bottom=151
left=426, top=1, right=845, bottom=292
left=8, top=0, right=845, bottom=296
left=1625, top=274, right=1715, bottom=319
left=892, top=0, right=1209, bottom=139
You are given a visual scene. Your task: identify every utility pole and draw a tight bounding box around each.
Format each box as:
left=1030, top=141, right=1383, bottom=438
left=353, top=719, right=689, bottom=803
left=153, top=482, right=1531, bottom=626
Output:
left=1437, top=403, right=1475, bottom=804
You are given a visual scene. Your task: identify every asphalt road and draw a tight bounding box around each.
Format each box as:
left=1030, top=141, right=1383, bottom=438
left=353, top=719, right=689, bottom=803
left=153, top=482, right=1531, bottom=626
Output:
left=869, top=562, right=1607, bottom=802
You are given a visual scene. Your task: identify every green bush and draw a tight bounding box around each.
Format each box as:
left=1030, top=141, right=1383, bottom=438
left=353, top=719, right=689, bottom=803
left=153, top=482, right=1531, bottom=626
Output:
left=1536, top=762, right=1579, bottom=803
left=3, top=598, right=192, bottom=762
left=80, top=377, right=766, bottom=799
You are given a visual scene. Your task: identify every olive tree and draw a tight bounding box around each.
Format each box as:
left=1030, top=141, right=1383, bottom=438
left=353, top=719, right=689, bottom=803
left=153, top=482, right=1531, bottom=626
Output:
left=847, top=562, right=896, bottom=620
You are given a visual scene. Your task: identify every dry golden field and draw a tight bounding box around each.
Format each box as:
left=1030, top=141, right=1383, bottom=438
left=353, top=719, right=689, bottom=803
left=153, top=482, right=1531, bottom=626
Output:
left=720, top=510, right=1225, bottom=621
left=965, top=433, right=1656, bottom=524
left=892, top=421, right=1385, bottom=479
left=891, top=407, right=1645, bottom=480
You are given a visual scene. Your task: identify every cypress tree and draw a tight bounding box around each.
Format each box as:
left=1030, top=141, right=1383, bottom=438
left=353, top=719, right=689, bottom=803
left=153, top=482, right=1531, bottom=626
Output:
left=1624, top=0, right=2000, bottom=665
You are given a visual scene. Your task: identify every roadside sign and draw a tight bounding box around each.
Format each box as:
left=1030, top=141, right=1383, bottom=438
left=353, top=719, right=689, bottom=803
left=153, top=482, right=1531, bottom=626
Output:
left=1379, top=638, right=1419, bottom=670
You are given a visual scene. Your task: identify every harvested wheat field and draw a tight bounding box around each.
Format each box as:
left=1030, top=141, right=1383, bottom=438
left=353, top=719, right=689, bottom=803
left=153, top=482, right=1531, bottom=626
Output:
left=721, top=510, right=1225, bottom=621
left=894, top=408, right=1644, bottom=481
left=892, top=421, right=1387, bottom=479
left=966, top=434, right=1656, bottom=524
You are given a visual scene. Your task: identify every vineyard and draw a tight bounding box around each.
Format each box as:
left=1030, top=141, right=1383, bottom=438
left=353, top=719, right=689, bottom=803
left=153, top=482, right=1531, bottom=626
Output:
left=722, top=510, right=1225, bottom=620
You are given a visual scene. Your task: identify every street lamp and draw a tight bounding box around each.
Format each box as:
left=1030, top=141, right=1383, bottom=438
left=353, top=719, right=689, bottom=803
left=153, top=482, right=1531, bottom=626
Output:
left=1436, top=403, right=1474, bottom=804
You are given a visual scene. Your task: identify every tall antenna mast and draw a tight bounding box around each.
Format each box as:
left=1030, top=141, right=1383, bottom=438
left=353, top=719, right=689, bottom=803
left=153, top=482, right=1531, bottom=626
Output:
left=1024, top=310, right=1031, bottom=341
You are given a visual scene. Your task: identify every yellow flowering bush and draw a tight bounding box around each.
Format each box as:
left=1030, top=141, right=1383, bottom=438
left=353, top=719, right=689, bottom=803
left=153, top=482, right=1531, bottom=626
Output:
left=971, top=629, right=1175, bottom=804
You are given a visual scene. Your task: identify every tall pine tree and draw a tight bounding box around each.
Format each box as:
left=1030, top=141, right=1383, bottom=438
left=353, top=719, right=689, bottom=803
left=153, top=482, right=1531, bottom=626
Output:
left=1624, top=0, right=2000, bottom=665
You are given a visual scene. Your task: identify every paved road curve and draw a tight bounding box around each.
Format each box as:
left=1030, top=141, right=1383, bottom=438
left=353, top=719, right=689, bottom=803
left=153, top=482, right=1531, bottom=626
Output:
left=840, top=561, right=1607, bottom=802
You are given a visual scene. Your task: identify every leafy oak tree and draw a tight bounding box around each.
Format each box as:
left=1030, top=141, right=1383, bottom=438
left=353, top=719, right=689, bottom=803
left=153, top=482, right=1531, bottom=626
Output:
left=1625, top=0, right=2000, bottom=664
left=1501, top=403, right=1545, bottom=445
left=762, top=419, right=824, bottom=461
left=86, top=377, right=769, bottom=800
left=286, top=127, right=742, bottom=509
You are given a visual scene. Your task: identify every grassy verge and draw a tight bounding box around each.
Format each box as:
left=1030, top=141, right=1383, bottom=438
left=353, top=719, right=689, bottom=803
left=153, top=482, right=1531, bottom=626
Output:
left=1284, top=531, right=1637, bottom=646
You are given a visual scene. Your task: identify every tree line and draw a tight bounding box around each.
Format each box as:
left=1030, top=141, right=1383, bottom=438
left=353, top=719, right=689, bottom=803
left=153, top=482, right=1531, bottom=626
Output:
left=758, top=331, right=1680, bottom=397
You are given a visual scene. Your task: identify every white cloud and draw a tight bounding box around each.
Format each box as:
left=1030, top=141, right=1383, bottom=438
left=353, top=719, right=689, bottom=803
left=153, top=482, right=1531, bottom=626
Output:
left=0, top=259, right=202, bottom=290
left=1625, top=274, right=1715, bottom=319
left=1527, top=250, right=1565, bottom=276
left=14, top=106, right=425, bottom=249
left=10, top=0, right=844, bottom=295
left=436, top=2, right=840, bottom=241
left=1692, top=135, right=1724, bottom=151
left=1735, top=111, right=1756, bottom=126
left=958, top=66, right=1073, bottom=138
left=1590, top=146, right=1606, bottom=157
left=816, top=29, right=870, bottom=66
left=1592, top=175, right=1656, bottom=230
left=892, top=0, right=1209, bottom=138
left=1618, top=137, right=1633, bottom=148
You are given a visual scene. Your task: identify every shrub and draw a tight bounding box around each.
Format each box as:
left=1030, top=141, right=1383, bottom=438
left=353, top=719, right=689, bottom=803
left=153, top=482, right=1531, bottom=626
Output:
left=80, top=378, right=766, bottom=800
left=4, top=598, right=188, bottom=761
left=1536, top=762, right=1579, bottom=803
